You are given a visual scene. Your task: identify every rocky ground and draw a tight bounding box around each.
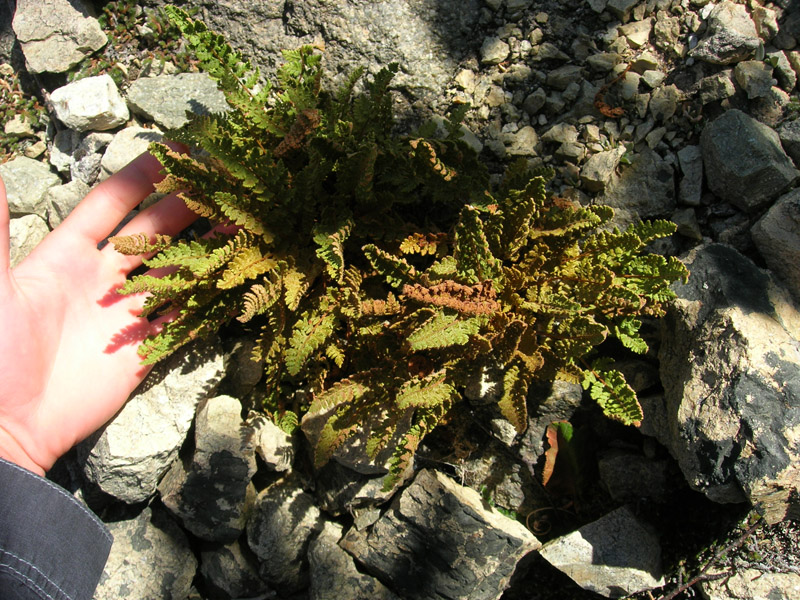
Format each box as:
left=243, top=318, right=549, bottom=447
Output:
left=2, top=0, right=800, bottom=599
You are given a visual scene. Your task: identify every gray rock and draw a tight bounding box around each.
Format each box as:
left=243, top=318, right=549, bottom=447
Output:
left=606, top=0, right=640, bottom=22
left=505, top=125, right=539, bottom=156
left=309, top=521, right=401, bottom=600
left=199, top=539, right=269, bottom=600
left=247, top=478, right=326, bottom=592
left=4, top=113, right=36, bottom=137
left=619, top=18, right=652, bottom=49
left=11, top=0, right=106, bottom=73
left=278, top=0, right=482, bottom=113
left=601, top=146, right=676, bottom=225
left=9, top=214, right=48, bottom=268
left=0, top=156, right=60, bottom=217
left=546, top=64, right=583, bottom=91
left=690, top=0, right=761, bottom=65
left=313, top=460, right=398, bottom=518
left=677, top=144, right=703, bottom=206
left=520, top=380, right=584, bottom=459
left=777, top=118, right=800, bottom=165
left=697, top=71, right=737, bottom=104
left=649, top=84, right=681, bottom=121
left=522, top=88, right=547, bottom=115
left=657, top=244, right=800, bottom=523
left=581, top=146, right=626, bottom=192
left=598, top=450, right=672, bottom=502
left=100, top=126, right=164, bottom=179
left=250, top=413, right=295, bottom=472
left=340, top=469, right=540, bottom=600
left=43, top=179, right=90, bottom=227
left=50, top=74, right=129, bottom=132
left=79, top=338, right=226, bottom=504
left=127, top=72, right=229, bottom=129
left=752, top=189, right=800, bottom=301
left=539, top=505, right=664, bottom=598
left=96, top=506, right=196, bottom=600
left=481, top=36, right=510, bottom=65
left=70, top=152, right=103, bottom=185
left=701, top=569, right=800, bottom=600
left=671, top=207, right=703, bottom=240
left=700, top=109, right=799, bottom=212
left=734, top=60, right=777, bottom=99
left=159, top=395, right=257, bottom=543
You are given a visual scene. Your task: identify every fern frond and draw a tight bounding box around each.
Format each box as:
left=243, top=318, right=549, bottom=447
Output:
left=582, top=360, right=643, bottom=426
left=217, top=246, right=277, bottom=289
left=285, top=300, right=338, bottom=376
left=395, top=370, right=457, bottom=410
left=313, top=216, right=354, bottom=283
left=406, top=310, right=482, bottom=351
left=110, top=233, right=173, bottom=255
left=496, top=360, right=531, bottom=434
left=362, top=244, right=416, bottom=288
left=454, top=206, right=501, bottom=283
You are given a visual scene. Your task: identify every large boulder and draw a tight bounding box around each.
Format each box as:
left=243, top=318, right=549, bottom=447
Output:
left=655, top=244, right=800, bottom=523
left=158, top=395, right=258, bottom=543
left=94, top=506, right=197, bottom=600
left=126, top=72, right=229, bottom=129
left=79, top=338, right=226, bottom=504
left=340, top=468, right=540, bottom=600
left=11, top=0, right=106, bottom=73
left=689, top=0, right=761, bottom=65
left=700, top=109, right=799, bottom=212
left=752, top=188, right=800, bottom=302
left=539, top=505, right=664, bottom=598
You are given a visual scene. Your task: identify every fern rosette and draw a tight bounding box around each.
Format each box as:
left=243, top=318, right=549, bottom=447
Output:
left=112, top=8, right=688, bottom=489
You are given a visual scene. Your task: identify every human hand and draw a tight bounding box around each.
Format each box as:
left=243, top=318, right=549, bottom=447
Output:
left=0, top=152, right=197, bottom=476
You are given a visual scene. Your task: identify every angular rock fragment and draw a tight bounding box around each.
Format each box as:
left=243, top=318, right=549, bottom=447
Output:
left=79, top=338, right=226, bottom=504
left=309, top=521, right=401, bottom=600
left=159, top=395, right=257, bottom=543
left=656, top=244, right=800, bottom=523
left=99, top=126, right=164, bottom=180
left=0, top=155, right=61, bottom=217
left=127, top=73, right=229, bottom=129
left=690, top=0, right=761, bottom=65
left=539, top=505, right=664, bottom=598
left=752, top=189, right=800, bottom=301
left=700, top=109, right=798, bottom=212
left=50, top=75, right=130, bottom=132
left=247, top=478, right=326, bottom=593
left=200, top=539, right=269, bottom=600
left=600, top=146, right=675, bottom=225
left=340, top=469, right=539, bottom=600
left=12, top=0, right=106, bottom=73
left=9, top=214, right=48, bottom=268
left=94, top=506, right=197, bottom=600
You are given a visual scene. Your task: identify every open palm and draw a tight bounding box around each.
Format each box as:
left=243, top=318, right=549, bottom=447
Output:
left=0, top=152, right=197, bottom=475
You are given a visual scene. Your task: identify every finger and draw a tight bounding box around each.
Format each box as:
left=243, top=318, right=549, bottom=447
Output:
left=101, top=191, right=198, bottom=271
left=59, top=151, right=167, bottom=244
left=0, top=176, right=9, bottom=274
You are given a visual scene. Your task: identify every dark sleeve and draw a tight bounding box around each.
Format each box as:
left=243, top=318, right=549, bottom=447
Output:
left=0, top=457, right=112, bottom=600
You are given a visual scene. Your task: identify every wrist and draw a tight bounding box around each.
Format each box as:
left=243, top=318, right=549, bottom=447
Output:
left=0, top=425, right=45, bottom=476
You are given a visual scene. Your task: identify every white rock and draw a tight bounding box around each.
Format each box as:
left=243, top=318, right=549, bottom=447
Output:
left=79, top=338, right=226, bottom=503
left=43, top=179, right=90, bottom=228
left=12, top=0, right=107, bottom=74
left=9, top=214, right=49, bottom=268
left=99, top=126, right=164, bottom=179
left=50, top=74, right=129, bottom=132
left=0, top=156, right=61, bottom=217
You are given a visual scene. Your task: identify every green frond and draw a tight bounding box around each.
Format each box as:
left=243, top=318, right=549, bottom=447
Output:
left=582, top=361, right=643, bottom=426
left=362, top=244, right=416, bottom=288
left=496, top=360, right=531, bottom=434
left=309, top=373, right=374, bottom=413
left=217, top=245, right=277, bottom=289
left=395, top=370, right=457, bottom=410
left=109, top=233, right=173, bottom=255
left=313, top=215, right=354, bottom=283
left=453, top=206, right=501, bottom=283
left=406, top=310, right=482, bottom=351
left=285, top=300, right=338, bottom=376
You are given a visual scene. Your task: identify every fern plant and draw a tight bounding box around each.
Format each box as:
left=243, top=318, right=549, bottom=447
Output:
left=112, top=7, right=688, bottom=489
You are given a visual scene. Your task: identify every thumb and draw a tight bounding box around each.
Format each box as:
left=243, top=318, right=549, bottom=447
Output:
left=0, top=175, right=9, bottom=273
